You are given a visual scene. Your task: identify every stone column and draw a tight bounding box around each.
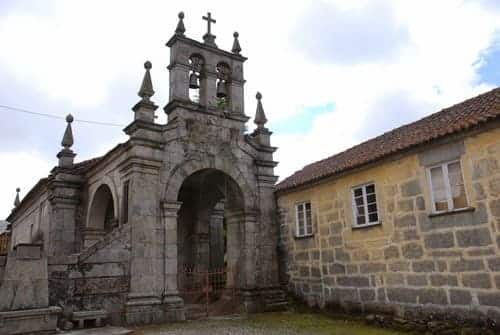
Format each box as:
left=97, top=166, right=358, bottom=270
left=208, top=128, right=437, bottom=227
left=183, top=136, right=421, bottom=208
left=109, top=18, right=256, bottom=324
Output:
left=161, top=201, right=185, bottom=321
left=200, top=70, right=217, bottom=108
left=225, top=210, right=243, bottom=289
left=209, top=201, right=225, bottom=270
left=168, top=63, right=190, bottom=102
left=240, top=211, right=259, bottom=312
left=47, top=173, right=82, bottom=257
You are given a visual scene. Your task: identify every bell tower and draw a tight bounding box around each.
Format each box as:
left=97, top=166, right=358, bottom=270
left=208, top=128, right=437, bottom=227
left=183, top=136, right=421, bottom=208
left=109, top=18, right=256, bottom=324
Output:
left=164, top=12, right=248, bottom=124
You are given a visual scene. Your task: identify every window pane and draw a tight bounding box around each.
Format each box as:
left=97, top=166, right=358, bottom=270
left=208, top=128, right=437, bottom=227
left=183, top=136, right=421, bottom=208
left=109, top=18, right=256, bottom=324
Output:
left=354, top=188, right=363, bottom=197
left=368, top=213, right=378, bottom=223
left=367, top=194, right=376, bottom=204
left=357, top=215, right=366, bottom=225
left=357, top=206, right=365, bottom=215
left=355, top=196, right=365, bottom=206
left=430, top=166, right=449, bottom=211
left=305, top=205, right=312, bottom=235
left=365, top=184, right=375, bottom=194
left=448, top=162, right=467, bottom=209
left=368, top=203, right=378, bottom=213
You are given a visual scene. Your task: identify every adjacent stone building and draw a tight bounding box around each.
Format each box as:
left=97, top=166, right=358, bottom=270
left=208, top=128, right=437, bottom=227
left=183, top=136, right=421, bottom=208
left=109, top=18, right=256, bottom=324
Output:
left=276, top=88, right=500, bottom=328
left=1, top=12, right=285, bottom=331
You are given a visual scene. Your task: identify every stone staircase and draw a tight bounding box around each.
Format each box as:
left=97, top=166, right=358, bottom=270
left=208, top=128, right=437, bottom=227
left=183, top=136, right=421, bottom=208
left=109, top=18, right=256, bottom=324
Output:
left=261, top=289, right=289, bottom=312
left=78, top=224, right=129, bottom=263
left=184, top=304, right=208, bottom=320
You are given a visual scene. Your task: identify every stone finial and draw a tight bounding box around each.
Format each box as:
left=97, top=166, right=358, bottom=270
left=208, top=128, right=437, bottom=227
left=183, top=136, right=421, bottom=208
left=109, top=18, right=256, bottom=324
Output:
left=57, top=114, right=76, bottom=168
left=231, top=32, right=242, bottom=55
left=61, top=114, right=74, bottom=149
left=138, top=61, right=155, bottom=102
left=14, top=188, right=20, bottom=207
left=254, top=92, right=268, bottom=129
left=175, top=11, right=186, bottom=36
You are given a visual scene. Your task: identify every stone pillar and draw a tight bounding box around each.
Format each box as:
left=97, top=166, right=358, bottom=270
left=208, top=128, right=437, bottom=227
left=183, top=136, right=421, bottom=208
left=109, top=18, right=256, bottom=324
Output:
left=47, top=173, right=82, bottom=257
left=168, top=63, right=190, bottom=102
left=124, top=165, right=165, bottom=325
left=240, top=211, right=259, bottom=312
left=200, top=70, right=217, bottom=108
left=225, top=210, right=243, bottom=289
left=209, top=201, right=225, bottom=270
left=228, top=80, right=245, bottom=115
left=161, top=201, right=185, bottom=321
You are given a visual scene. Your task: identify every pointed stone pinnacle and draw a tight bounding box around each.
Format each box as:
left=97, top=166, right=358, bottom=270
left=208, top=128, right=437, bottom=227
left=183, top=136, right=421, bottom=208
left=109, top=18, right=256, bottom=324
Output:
left=254, top=92, right=267, bottom=129
left=175, top=11, right=186, bottom=36
left=14, top=188, right=20, bottom=207
left=232, top=32, right=242, bottom=54
left=138, top=61, right=155, bottom=101
left=61, top=114, right=74, bottom=149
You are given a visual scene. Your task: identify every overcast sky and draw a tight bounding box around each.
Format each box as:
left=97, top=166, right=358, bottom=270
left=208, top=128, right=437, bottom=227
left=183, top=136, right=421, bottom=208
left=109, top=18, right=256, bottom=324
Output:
left=1, top=0, right=500, bottom=218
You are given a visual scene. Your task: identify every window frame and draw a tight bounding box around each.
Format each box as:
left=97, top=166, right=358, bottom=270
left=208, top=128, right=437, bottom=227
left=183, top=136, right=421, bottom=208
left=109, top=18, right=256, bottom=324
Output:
left=426, top=159, right=469, bottom=214
left=351, top=182, right=380, bottom=228
left=295, top=201, right=313, bottom=238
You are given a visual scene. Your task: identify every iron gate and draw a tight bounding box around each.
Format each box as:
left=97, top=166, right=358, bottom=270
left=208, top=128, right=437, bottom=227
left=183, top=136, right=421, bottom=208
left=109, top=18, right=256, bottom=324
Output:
left=179, top=266, right=238, bottom=318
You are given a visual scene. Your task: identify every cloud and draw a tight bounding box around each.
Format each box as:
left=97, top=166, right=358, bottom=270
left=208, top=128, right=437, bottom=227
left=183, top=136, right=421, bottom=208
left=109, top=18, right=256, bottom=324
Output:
left=292, top=0, right=409, bottom=64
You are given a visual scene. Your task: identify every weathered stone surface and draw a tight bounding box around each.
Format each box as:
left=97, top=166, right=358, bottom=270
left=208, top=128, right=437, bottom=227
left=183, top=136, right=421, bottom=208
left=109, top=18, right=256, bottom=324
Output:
left=456, top=228, right=492, bottom=247
left=337, top=276, right=370, bottom=287
left=491, top=199, right=500, bottom=217
left=321, top=250, right=334, bottom=263
left=398, top=199, right=414, bottom=212
left=449, top=259, right=484, bottom=272
left=430, top=274, right=458, bottom=287
left=387, top=288, right=418, bottom=304
left=478, top=292, right=500, bottom=307
left=360, top=289, right=376, bottom=301
left=461, top=273, right=492, bottom=289
left=384, top=246, right=399, bottom=260
left=335, top=248, right=350, bottom=262
left=489, top=177, right=500, bottom=197
left=449, top=289, right=472, bottom=305
left=386, top=273, right=405, bottom=286
left=472, top=157, right=499, bottom=180
left=360, top=263, right=387, bottom=273
left=395, top=215, right=417, bottom=228
left=416, top=196, right=426, bottom=211
left=402, top=243, right=424, bottom=259
left=407, top=274, right=427, bottom=286
left=389, top=261, right=410, bottom=272
left=421, top=204, right=488, bottom=231
left=488, top=257, right=500, bottom=271
left=401, top=179, right=422, bottom=197
left=474, top=182, right=486, bottom=200
left=328, top=263, right=345, bottom=274
left=412, top=261, right=435, bottom=272
left=424, top=231, right=455, bottom=249
left=418, top=288, right=447, bottom=305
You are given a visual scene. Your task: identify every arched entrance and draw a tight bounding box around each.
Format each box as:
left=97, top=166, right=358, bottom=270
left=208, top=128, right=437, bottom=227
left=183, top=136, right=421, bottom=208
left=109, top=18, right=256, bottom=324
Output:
left=176, top=169, right=245, bottom=310
left=85, top=184, right=117, bottom=247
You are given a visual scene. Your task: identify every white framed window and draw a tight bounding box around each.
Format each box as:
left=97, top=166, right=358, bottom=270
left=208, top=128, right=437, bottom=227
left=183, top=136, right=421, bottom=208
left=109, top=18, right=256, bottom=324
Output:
left=351, top=183, right=379, bottom=228
left=295, top=201, right=313, bottom=237
left=427, top=160, right=468, bottom=213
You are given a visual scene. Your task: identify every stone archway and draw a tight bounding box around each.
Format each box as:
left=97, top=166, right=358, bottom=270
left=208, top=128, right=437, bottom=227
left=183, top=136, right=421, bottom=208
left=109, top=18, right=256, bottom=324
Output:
left=85, top=184, right=118, bottom=248
left=176, top=169, right=245, bottom=299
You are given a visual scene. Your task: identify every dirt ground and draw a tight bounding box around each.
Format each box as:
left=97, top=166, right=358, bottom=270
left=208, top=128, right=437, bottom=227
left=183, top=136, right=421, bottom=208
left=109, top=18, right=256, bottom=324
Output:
left=131, top=312, right=408, bottom=335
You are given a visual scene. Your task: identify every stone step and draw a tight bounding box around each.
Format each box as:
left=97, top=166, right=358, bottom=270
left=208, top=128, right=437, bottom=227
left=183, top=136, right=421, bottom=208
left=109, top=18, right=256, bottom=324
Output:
left=61, top=326, right=133, bottom=335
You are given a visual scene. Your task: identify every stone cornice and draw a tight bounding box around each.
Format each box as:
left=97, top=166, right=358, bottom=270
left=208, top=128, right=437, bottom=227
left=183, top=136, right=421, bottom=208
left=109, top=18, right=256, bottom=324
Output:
left=166, top=34, right=247, bottom=62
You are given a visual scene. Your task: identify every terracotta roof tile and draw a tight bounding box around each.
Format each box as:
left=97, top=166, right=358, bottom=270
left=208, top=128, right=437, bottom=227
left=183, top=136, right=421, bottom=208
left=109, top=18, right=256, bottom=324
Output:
left=276, top=87, right=500, bottom=192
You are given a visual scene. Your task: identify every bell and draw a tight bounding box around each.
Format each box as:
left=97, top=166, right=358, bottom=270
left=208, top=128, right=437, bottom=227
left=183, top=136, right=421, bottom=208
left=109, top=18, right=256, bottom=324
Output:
left=189, top=73, right=199, bottom=89
left=216, top=80, right=228, bottom=98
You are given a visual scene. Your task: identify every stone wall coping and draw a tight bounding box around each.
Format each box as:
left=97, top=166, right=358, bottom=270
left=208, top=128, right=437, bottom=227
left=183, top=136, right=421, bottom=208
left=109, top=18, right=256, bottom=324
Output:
left=428, top=206, right=475, bottom=218
left=73, top=309, right=108, bottom=318
left=0, top=306, right=61, bottom=318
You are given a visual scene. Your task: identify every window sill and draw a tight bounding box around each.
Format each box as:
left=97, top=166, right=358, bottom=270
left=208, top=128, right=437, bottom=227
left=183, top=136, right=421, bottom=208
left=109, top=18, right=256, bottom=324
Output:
left=428, top=206, right=475, bottom=218
left=294, top=234, right=314, bottom=240
left=352, top=221, right=382, bottom=229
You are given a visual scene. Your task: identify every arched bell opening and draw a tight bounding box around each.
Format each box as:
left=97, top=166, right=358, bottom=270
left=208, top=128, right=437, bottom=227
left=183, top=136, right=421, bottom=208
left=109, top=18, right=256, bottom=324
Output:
left=188, top=54, right=204, bottom=103
left=215, top=62, right=231, bottom=110
left=176, top=168, right=244, bottom=303
left=84, top=184, right=118, bottom=248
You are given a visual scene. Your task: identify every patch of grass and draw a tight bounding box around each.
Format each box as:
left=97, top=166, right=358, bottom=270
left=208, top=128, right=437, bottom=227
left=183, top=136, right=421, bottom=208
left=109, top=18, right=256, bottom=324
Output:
left=134, top=312, right=409, bottom=335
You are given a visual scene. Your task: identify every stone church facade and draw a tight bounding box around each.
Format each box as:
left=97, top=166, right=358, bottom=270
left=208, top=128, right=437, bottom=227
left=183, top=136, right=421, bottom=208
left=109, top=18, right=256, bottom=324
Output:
left=1, top=13, right=284, bottom=331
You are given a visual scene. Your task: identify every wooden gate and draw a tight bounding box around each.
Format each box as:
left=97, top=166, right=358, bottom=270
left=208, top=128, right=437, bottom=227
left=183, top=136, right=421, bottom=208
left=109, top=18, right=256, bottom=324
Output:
left=178, top=266, right=238, bottom=319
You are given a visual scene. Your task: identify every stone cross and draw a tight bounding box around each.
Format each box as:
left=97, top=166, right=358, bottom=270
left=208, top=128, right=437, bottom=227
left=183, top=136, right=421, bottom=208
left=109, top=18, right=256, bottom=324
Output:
left=202, top=12, right=217, bottom=47
left=202, top=12, right=216, bottom=35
